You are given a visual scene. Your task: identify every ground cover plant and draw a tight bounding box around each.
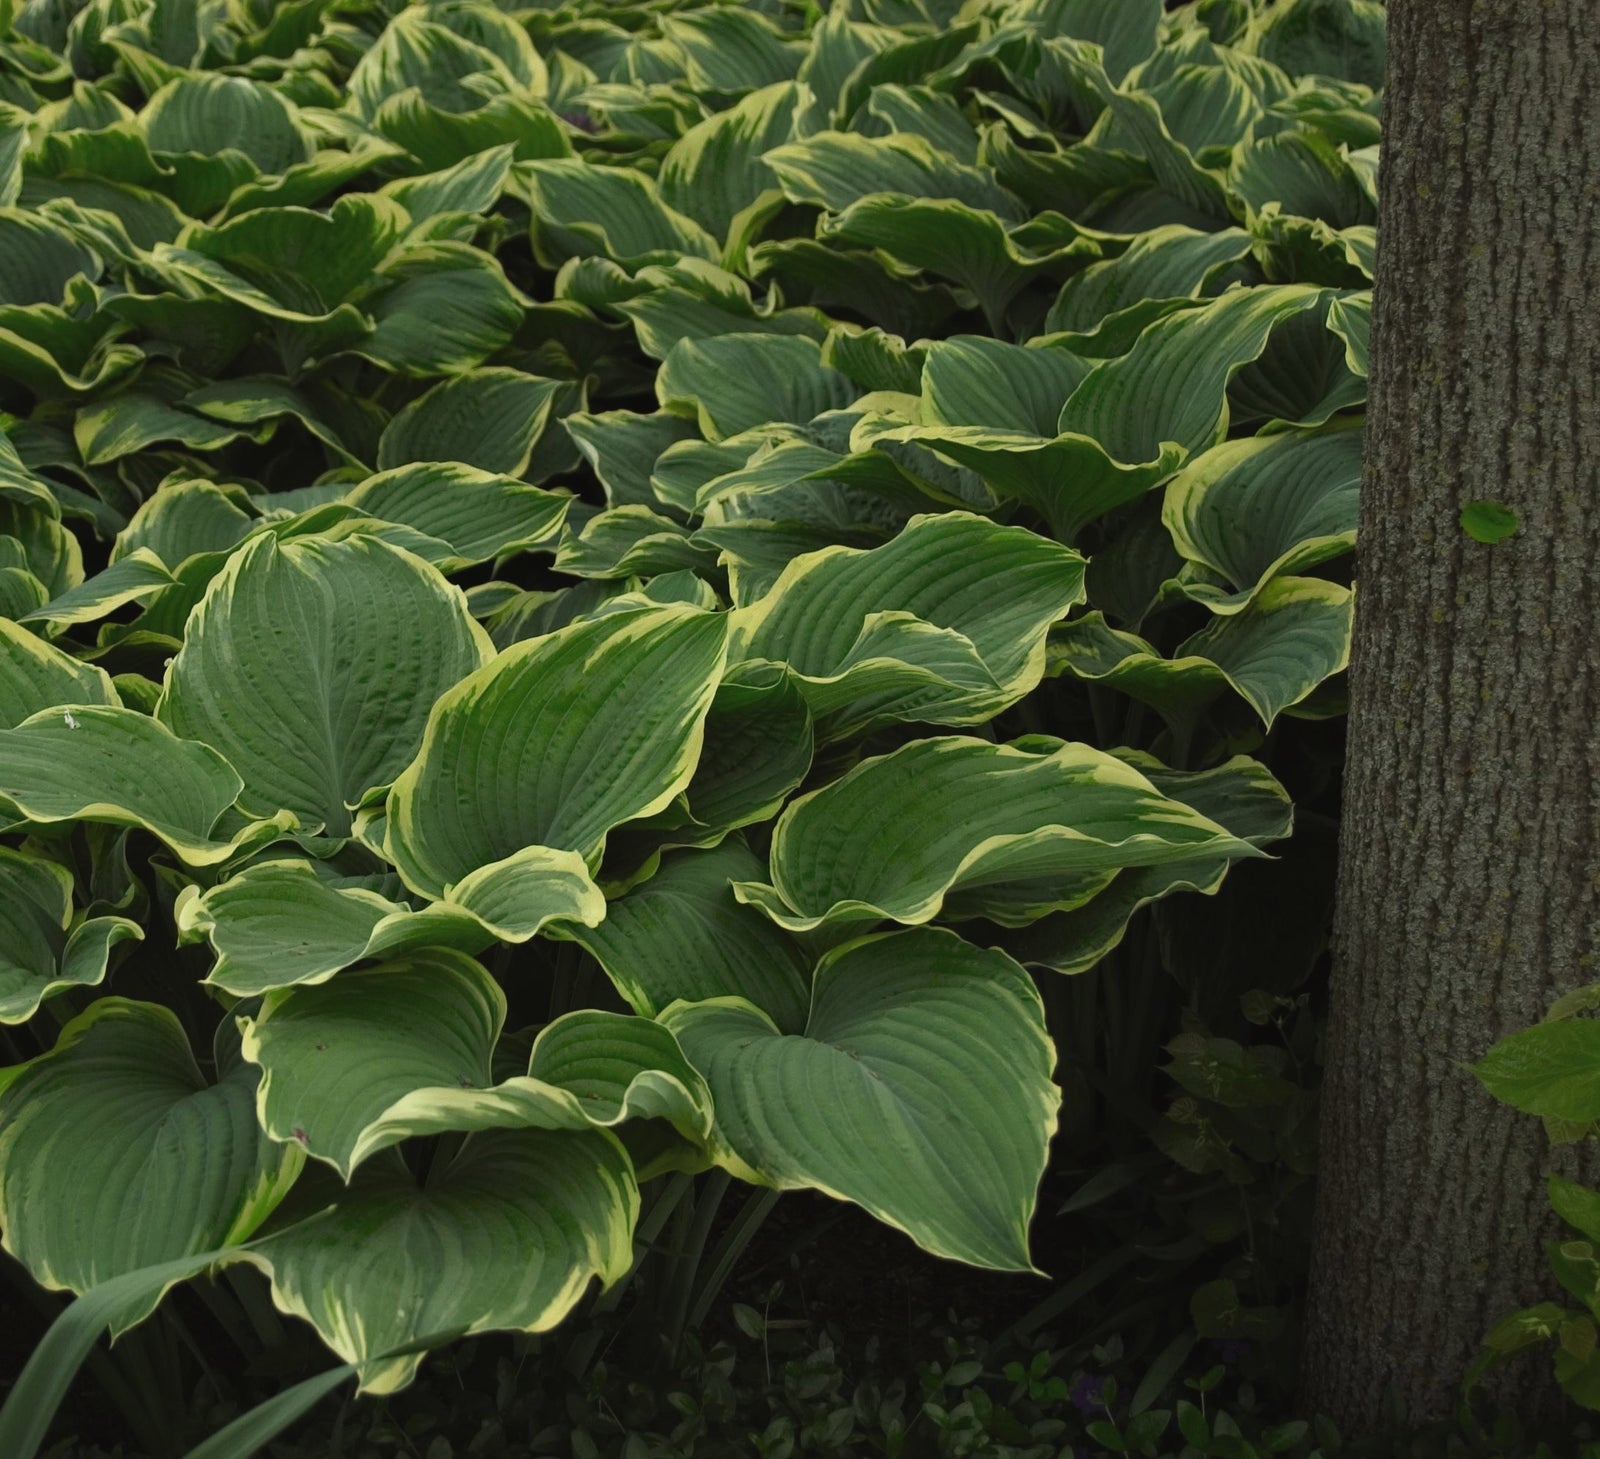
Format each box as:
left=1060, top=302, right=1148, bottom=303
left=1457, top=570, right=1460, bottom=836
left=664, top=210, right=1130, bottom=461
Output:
left=0, top=0, right=1383, bottom=1448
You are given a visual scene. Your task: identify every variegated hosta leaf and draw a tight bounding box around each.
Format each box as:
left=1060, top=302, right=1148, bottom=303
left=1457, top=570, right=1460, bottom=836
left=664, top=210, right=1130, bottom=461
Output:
left=662, top=928, right=1058, bottom=1270
left=1162, top=419, right=1362, bottom=610
left=0, top=705, right=288, bottom=866
left=517, top=157, right=719, bottom=268
left=864, top=425, right=1184, bottom=545
left=656, top=332, right=858, bottom=440
left=158, top=534, right=491, bottom=838
left=375, top=368, right=566, bottom=475
left=735, top=735, right=1260, bottom=936
left=997, top=753, right=1295, bottom=975
left=1056, top=283, right=1328, bottom=466
left=0, top=615, right=118, bottom=727
left=1045, top=225, right=1254, bottom=339
left=556, top=839, right=813, bottom=1034
left=241, top=950, right=709, bottom=1177
left=344, top=463, right=570, bottom=571
left=175, top=852, right=605, bottom=996
left=1049, top=578, right=1353, bottom=729
left=0, top=846, right=141, bottom=1023
left=614, top=665, right=814, bottom=864
left=0, top=999, right=301, bottom=1330
left=729, top=512, right=1084, bottom=736
left=385, top=605, right=729, bottom=900
left=243, top=1128, right=637, bottom=1394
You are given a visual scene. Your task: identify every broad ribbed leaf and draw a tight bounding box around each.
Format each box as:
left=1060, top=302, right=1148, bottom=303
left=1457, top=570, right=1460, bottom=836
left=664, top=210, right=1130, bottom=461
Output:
left=159, top=535, right=489, bottom=837
left=1057, top=284, right=1326, bottom=464
left=730, top=512, right=1084, bottom=734
left=999, top=754, right=1294, bottom=974
left=864, top=425, right=1182, bottom=544
left=245, top=1129, right=636, bottom=1394
left=658, top=82, right=799, bottom=247
left=737, top=735, right=1258, bottom=934
left=657, top=333, right=857, bottom=440
left=662, top=928, right=1058, bottom=1270
left=1163, top=419, right=1362, bottom=609
left=113, top=482, right=255, bottom=569
left=1049, top=578, right=1353, bottom=728
left=1046, top=225, right=1252, bottom=335
left=141, top=74, right=309, bottom=172
left=558, top=840, right=812, bottom=1033
left=518, top=158, right=718, bottom=268
left=0, top=1000, right=299, bottom=1329
left=385, top=605, right=729, bottom=898
left=766, top=131, right=1023, bottom=222
left=0, top=706, right=275, bottom=866
left=242, top=949, right=504, bottom=1178
left=922, top=337, right=1091, bottom=435
left=0, top=847, right=141, bottom=1024
left=267, top=991, right=713, bottom=1171
left=376, top=368, right=564, bottom=475
left=345, top=463, right=569, bottom=569
left=0, top=617, right=118, bottom=728
left=358, top=243, right=527, bottom=376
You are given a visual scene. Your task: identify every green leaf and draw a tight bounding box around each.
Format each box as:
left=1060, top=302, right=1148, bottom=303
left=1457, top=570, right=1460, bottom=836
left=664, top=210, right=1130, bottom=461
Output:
left=346, top=6, right=532, bottom=121
left=922, top=336, right=1091, bottom=435
left=0, top=208, right=101, bottom=307
left=1045, top=225, right=1252, bottom=335
left=1014, top=0, right=1161, bottom=81
left=1475, top=1020, right=1600, bottom=1122
left=376, top=368, right=564, bottom=475
left=558, top=840, right=812, bottom=1033
left=332, top=1007, right=715, bottom=1164
left=1245, top=0, right=1386, bottom=90
left=1460, top=500, right=1519, bottom=545
left=357, top=242, right=528, bottom=376
left=244, top=1127, right=636, bottom=1393
left=1051, top=578, right=1353, bottom=729
left=663, top=928, right=1057, bottom=1270
left=737, top=735, right=1259, bottom=935
left=658, top=82, right=799, bottom=248
left=0, top=847, right=141, bottom=1024
left=0, top=705, right=280, bottom=866
left=821, top=195, right=1091, bottom=331
left=869, top=425, right=1183, bottom=543
left=345, top=463, right=569, bottom=570
left=998, top=754, right=1294, bottom=974
left=141, top=74, right=309, bottom=173
left=241, top=949, right=504, bottom=1178
left=0, top=615, right=118, bottom=728
left=1550, top=1175, right=1600, bottom=1246
left=114, top=482, right=255, bottom=570
left=159, top=534, right=489, bottom=838
left=385, top=605, right=729, bottom=899
left=660, top=7, right=801, bottom=93
left=1058, top=284, right=1327, bottom=464
left=517, top=157, right=718, bottom=268
left=1162, top=418, right=1362, bottom=609
left=766, top=131, right=1023, bottom=222
left=0, top=999, right=300, bottom=1328
left=730, top=512, right=1084, bottom=735
left=373, top=90, right=570, bottom=171
left=656, top=333, right=858, bottom=441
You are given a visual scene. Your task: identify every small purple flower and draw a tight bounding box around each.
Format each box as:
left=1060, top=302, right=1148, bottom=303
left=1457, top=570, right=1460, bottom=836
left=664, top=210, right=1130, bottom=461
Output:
left=1069, top=1372, right=1108, bottom=1415
left=1210, top=1338, right=1251, bottom=1366
left=560, top=109, right=599, bottom=134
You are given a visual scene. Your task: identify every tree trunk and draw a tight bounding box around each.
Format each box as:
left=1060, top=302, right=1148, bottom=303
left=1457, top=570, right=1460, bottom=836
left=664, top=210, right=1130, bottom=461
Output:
left=1300, top=0, right=1600, bottom=1433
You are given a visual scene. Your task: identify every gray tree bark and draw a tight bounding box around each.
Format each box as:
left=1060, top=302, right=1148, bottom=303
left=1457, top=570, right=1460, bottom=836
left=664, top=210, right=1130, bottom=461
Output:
left=1300, top=0, right=1600, bottom=1433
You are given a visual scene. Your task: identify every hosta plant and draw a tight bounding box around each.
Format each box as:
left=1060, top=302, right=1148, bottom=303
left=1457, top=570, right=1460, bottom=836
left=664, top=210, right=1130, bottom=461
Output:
left=0, top=0, right=1378, bottom=1446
